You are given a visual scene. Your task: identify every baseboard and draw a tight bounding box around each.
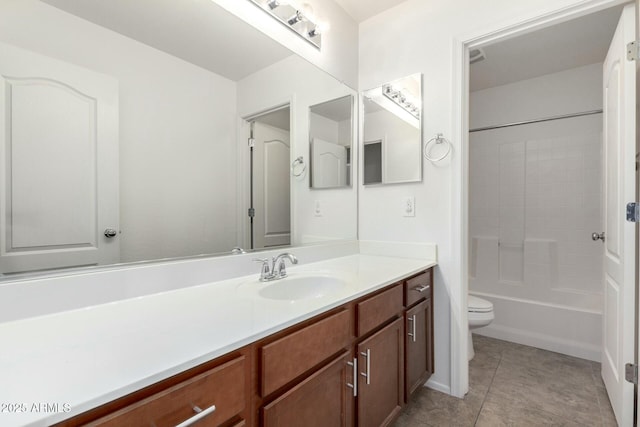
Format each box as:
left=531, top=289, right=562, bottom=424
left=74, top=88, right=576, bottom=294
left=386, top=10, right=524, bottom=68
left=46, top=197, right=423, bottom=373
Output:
left=424, top=378, right=451, bottom=395
left=476, top=324, right=601, bottom=362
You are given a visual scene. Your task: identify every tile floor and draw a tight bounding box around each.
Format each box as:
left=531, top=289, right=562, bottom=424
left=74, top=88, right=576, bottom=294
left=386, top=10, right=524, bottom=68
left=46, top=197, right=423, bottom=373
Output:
left=394, top=335, right=617, bottom=426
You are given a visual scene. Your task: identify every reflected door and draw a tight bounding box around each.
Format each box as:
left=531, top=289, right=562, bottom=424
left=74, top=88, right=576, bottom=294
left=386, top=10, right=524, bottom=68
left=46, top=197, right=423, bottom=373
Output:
left=0, top=43, right=119, bottom=274
left=311, top=138, right=347, bottom=188
left=601, top=5, right=636, bottom=426
left=252, top=122, right=290, bottom=249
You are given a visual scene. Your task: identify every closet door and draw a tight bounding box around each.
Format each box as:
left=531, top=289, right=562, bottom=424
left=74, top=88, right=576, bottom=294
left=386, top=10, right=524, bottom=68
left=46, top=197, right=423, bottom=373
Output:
left=0, top=42, right=119, bottom=274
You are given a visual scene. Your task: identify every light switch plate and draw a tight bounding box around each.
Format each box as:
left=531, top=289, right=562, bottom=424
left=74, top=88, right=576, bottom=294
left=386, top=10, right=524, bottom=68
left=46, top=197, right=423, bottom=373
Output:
left=403, top=197, right=415, bottom=217
left=314, top=200, right=322, bottom=217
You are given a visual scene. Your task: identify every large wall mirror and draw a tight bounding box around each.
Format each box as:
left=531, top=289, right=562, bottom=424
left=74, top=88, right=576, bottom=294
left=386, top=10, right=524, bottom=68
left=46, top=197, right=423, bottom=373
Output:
left=309, top=95, right=354, bottom=189
left=362, top=73, right=423, bottom=185
left=0, top=0, right=358, bottom=279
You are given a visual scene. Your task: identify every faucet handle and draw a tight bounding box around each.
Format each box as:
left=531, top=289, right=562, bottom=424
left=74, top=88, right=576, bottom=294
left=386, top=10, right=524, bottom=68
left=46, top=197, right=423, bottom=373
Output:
left=276, top=259, right=288, bottom=278
left=253, top=258, right=272, bottom=281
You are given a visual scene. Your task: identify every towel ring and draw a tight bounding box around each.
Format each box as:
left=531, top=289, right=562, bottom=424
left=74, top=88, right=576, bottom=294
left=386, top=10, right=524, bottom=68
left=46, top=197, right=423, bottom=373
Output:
left=424, top=133, right=452, bottom=162
left=291, top=156, right=306, bottom=177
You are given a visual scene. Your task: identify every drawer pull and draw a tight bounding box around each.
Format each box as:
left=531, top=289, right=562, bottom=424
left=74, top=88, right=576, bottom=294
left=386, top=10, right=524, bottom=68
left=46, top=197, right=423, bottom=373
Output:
left=407, top=314, right=417, bottom=343
left=413, top=284, right=430, bottom=293
left=346, top=357, right=358, bottom=397
left=175, top=404, right=216, bottom=427
left=360, top=349, right=371, bottom=385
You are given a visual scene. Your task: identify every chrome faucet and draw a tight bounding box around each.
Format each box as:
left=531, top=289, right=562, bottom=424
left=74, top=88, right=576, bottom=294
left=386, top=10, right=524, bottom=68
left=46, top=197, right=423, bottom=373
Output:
left=253, top=253, right=298, bottom=282
left=272, top=253, right=298, bottom=278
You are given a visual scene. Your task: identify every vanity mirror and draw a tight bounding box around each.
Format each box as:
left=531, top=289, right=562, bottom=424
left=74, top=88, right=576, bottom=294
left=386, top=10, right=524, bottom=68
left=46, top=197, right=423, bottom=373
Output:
left=0, top=0, right=357, bottom=279
left=362, top=73, right=423, bottom=185
left=309, top=95, right=354, bottom=189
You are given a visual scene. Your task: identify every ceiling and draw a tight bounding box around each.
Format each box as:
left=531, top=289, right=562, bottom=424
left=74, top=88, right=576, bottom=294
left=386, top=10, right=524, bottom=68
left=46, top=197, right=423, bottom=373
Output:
left=470, top=5, right=624, bottom=91
left=41, top=0, right=293, bottom=81
left=311, top=95, right=353, bottom=121
left=333, top=0, right=408, bottom=23
left=256, top=108, right=290, bottom=131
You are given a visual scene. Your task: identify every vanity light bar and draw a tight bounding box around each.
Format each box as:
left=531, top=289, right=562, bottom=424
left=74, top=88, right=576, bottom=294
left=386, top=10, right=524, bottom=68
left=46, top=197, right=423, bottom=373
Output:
left=248, top=0, right=322, bottom=49
left=382, top=85, right=420, bottom=119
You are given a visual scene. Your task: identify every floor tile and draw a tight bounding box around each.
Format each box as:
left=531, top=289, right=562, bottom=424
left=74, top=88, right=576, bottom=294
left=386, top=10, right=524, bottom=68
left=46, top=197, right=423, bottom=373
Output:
left=394, top=336, right=618, bottom=427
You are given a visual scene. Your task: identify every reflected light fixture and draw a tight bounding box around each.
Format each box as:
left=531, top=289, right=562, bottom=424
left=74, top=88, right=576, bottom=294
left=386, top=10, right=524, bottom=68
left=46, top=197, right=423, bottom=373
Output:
left=382, top=85, right=420, bottom=119
left=249, top=0, right=324, bottom=49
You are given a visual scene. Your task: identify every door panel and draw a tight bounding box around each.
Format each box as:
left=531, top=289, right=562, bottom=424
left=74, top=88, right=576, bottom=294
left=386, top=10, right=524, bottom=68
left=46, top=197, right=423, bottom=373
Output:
left=602, top=5, right=636, bottom=426
left=0, top=42, right=119, bottom=274
left=253, top=122, right=290, bottom=249
left=311, top=138, right=347, bottom=188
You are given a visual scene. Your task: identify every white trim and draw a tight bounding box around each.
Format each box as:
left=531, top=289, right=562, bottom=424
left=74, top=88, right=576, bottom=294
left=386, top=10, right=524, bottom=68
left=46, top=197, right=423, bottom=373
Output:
left=451, top=0, right=628, bottom=400
left=425, top=378, right=451, bottom=395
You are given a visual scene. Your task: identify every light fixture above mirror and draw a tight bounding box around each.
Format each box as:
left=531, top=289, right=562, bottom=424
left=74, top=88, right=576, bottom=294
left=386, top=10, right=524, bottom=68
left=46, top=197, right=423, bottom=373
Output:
left=249, top=0, right=324, bottom=49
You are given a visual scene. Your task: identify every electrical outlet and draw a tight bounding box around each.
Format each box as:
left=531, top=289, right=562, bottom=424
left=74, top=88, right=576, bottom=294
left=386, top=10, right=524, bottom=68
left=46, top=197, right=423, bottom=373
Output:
left=314, top=200, right=322, bottom=217
left=403, top=196, right=415, bottom=217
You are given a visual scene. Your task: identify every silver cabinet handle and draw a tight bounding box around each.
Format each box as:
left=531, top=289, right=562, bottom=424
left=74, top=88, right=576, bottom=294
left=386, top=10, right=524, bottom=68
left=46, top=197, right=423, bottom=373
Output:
left=104, top=228, right=117, bottom=238
left=592, top=232, right=605, bottom=242
left=360, top=349, right=371, bottom=385
left=346, top=357, right=358, bottom=397
left=407, top=314, right=417, bottom=343
left=413, top=284, right=430, bottom=293
left=175, top=404, right=216, bottom=427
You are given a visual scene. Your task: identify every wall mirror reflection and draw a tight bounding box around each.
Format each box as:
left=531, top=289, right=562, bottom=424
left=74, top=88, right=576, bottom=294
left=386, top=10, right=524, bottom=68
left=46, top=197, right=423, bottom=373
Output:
left=362, top=73, right=423, bottom=185
left=309, top=95, right=353, bottom=189
left=0, top=0, right=358, bottom=279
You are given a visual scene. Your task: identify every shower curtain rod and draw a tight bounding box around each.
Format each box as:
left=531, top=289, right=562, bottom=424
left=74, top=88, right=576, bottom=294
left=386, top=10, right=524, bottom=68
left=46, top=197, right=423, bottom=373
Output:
left=469, top=109, right=603, bottom=133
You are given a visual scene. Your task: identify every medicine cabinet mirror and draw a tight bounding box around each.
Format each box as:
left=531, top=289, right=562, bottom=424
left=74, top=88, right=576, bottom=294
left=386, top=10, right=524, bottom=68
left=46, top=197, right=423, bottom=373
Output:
left=309, top=95, right=354, bottom=189
left=362, top=73, right=422, bottom=185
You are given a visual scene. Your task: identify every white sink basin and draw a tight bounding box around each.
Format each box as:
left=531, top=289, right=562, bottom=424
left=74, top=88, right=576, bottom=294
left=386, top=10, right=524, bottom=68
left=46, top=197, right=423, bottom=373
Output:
left=258, top=274, right=347, bottom=301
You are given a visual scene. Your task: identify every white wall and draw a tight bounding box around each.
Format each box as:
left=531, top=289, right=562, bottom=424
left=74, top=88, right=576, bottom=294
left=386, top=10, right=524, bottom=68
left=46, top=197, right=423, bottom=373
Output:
left=469, top=64, right=603, bottom=360
left=237, top=55, right=358, bottom=245
left=310, top=113, right=340, bottom=143
left=213, top=0, right=359, bottom=88
left=359, top=0, right=623, bottom=396
left=0, top=0, right=238, bottom=262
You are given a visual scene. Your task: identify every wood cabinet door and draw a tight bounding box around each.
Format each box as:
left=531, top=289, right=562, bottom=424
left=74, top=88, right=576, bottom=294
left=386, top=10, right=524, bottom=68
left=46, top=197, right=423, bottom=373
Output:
left=357, top=318, right=404, bottom=427
left=405, top=299, right=432, bottom=399
left=262, top=351, right=354, bottom=427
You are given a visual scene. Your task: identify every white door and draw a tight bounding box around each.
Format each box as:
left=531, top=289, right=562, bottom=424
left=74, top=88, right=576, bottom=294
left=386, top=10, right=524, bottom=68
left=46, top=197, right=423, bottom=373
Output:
left=601, top=5, right=636, bottom=426
left=0, top=42, right=119, bottom=275
left=311, top=138, right=347, bottom=188
left=253, top=122, right=290, bottom=249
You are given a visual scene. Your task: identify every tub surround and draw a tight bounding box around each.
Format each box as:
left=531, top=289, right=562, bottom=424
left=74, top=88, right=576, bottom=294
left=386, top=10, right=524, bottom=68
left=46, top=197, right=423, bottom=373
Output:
left=0, top=241, right=436, bottom=427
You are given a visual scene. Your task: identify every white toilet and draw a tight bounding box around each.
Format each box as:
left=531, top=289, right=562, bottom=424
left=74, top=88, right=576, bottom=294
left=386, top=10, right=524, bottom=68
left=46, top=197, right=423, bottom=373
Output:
left=467, top=295, right=494, bottom=360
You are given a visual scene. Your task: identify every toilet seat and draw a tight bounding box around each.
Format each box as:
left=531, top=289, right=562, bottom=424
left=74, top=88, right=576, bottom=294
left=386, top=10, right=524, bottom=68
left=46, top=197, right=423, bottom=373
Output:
left=468, top=295, right=493, bottom=313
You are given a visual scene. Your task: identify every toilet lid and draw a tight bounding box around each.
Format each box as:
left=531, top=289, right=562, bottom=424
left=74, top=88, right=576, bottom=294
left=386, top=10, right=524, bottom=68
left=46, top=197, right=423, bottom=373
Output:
left=468, top=295, right=493, bottom=313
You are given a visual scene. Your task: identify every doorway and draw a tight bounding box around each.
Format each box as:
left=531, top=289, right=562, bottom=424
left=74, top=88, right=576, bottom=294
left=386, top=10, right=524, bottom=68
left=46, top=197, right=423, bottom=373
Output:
left=246, top=106, right=291, bottom=250
left=463, top=3, right=635, bottom=425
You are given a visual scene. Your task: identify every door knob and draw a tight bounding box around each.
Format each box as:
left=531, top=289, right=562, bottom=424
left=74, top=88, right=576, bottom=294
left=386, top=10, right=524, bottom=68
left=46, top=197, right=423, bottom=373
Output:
left=104, top=228, right=118, bottom=238
left=592, top=232, right=605, bottom=242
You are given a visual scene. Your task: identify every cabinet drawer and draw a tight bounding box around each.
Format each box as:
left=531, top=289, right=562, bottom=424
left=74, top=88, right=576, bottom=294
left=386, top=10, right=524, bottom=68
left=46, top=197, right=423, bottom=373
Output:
left=261, top=309, right=351, bottom=397
left=357, top=284, right=403, bottom=337
left=405, top=269, right=432, bottom=307
left=89, top=356, right=245, bottom=427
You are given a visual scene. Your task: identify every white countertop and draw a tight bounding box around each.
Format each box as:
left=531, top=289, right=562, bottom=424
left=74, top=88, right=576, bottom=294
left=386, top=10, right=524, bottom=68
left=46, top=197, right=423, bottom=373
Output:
left=0, top=253, right=435, bottom=426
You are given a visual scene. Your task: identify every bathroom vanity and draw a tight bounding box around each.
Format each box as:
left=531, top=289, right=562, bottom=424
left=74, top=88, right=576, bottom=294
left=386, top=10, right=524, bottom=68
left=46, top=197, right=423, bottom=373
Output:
left=0, top=249, right=436, bottom=426
left=28, top=260, right=435, bottom=427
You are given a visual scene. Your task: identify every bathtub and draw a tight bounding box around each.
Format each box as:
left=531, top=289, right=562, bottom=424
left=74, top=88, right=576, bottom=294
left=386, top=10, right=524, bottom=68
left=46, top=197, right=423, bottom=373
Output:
left=470, top=291, right=601, bottom=362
